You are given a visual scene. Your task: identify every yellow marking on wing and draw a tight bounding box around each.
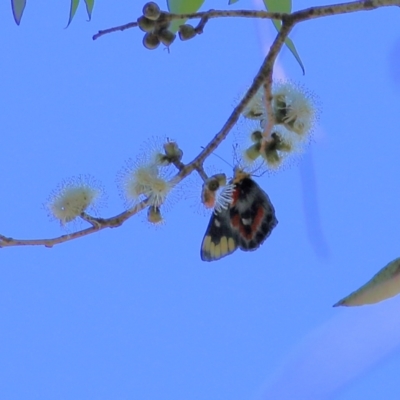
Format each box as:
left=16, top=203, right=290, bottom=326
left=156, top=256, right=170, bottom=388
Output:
left=209, top=242, right=215, bottom=258
left=220, top=237, right=228, bottom=256
left=228, top=237, right=236, bottom=252
left=214, top=243, right=221, bottom=259
left=202, top=236, right=211, bottom=252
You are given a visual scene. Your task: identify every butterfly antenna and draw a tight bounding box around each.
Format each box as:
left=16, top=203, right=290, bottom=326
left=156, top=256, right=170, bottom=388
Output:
left=232, top=143, right=242, bottom=168
left=200, top=146, right=233, bottom=169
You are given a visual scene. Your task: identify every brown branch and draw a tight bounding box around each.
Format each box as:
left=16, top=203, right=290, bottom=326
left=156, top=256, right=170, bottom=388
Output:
left=167, top=10, right=284, bottom=22
left=93, top=21, right=138, bottom=41
left=92, top=10, right=284, bottom=41
left=290, top=0, right=400, bottom=23
left=0, top=201, right=148, bottom=248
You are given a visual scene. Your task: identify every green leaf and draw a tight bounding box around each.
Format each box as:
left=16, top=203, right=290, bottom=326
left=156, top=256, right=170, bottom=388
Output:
left=84, top=0, right=94, bottom=21
left=11, top=0, right=26, bottom=25
left=66, top=0, right=80, bottom=27
left=333, top=258, right=400, bottom=307
left=263, top=0, right=305, bottom=75
left=263, top=0, right=291, bottom=13
left=167, top=0, right=205, bottom=33
left=228, top=0, right=240, bottom=4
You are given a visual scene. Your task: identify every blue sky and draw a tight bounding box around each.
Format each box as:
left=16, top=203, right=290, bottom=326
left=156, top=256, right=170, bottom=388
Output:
left=1, top=0, right=400, bottom=399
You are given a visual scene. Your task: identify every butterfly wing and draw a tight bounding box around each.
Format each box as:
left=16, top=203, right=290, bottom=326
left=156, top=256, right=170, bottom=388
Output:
left=230, top=177, right=278, bottom=251
left=200, top=208, right=239, bottom=262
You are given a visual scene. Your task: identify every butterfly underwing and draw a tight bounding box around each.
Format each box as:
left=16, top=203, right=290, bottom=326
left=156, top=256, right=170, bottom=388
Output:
left=200, top=169, right=278, bottom=262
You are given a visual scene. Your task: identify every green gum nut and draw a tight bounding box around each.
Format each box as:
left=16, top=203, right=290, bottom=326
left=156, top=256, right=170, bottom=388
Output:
left=269, top=132, right=292, bottom=153
left=142, top=2, right=161, bottom=21
left=250, top=130, right=263, bottom=143
left=273, top=95, right=288, bottom=124
left=276, top=137, right=292, bottom=152
left=163, top=141, right=183, bottom=162
left=262, top=149, right=281, bottom=167
left=158, top=29, right=176, bottom=46
left=137, top=16, right=156, bottom=33
left=156, top=12, right=171, bottom=30
left=147, top=206, right=163, bottom=224
left=178, top=24, right=197, bottom=41
left=245, top=143, right=261, bottom=161
left=143, top=32, right=160, bottom=50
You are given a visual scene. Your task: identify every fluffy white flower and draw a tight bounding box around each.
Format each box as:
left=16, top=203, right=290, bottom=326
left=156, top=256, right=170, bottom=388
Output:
left=117, top=136, right=182, bottom=212
left=241, top=87, right=267, bottom=123
left=120, top=160, right=174, bottom=208
left=240, top=81, right=319, bottom=139
left=272, top=81, right=318, bottom=137
left=46, top=175, right=105, bottom=226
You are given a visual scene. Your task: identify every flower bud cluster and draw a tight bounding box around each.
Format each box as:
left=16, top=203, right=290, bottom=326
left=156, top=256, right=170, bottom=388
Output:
left=139, top=2, right=176, bottom=49
left=118, top=137, right=183, bottom=225
left=139, top=2, right=200, bottom=49
left=241, top=81, right=319, bottom=169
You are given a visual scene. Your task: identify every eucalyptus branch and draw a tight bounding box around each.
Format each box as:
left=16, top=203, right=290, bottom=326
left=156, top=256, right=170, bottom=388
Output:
left=92, top=0, right=399, bottom=42
left=0, top=201, right=149, bottom=248
left=2, top=0, right=399, bottom=249
left=92, top=10, right=282, bottom=41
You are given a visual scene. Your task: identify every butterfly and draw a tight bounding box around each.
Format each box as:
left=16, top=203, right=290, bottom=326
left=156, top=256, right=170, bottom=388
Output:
left=200, top=168, right=278, bottom=261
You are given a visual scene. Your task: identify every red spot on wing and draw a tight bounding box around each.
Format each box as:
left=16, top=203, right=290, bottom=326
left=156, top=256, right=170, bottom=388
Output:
left=251, top=206, right=265, bottom=232
left=231, top=213, right=240, bottom=228
left=239, top=207, right=265, bottom=240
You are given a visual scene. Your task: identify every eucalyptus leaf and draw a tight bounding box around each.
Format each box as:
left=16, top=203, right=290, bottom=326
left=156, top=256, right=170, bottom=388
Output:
left=263, top=0, right=291, bottom=13
left=84, top=0, right=94, bottom=21
left=11, top=0, right=26, bottom=25
left=334, top=258, right=400, bottom=307
left=66, top=0, right=80, bottom=27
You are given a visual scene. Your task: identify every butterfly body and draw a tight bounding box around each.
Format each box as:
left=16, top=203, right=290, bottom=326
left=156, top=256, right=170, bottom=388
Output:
left=201, top=169, right=278, bottom=262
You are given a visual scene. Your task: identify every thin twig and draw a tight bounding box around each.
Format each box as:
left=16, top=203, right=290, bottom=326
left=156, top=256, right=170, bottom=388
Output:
left=80, top=212, right=105, bottom=228
left=93, top=21, right=138, bottom=41
left=262, top=79, right=275, bottom=141
left=194, top=14, right=210, bottom=34
left=195, top=165, right=208, bottom=182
